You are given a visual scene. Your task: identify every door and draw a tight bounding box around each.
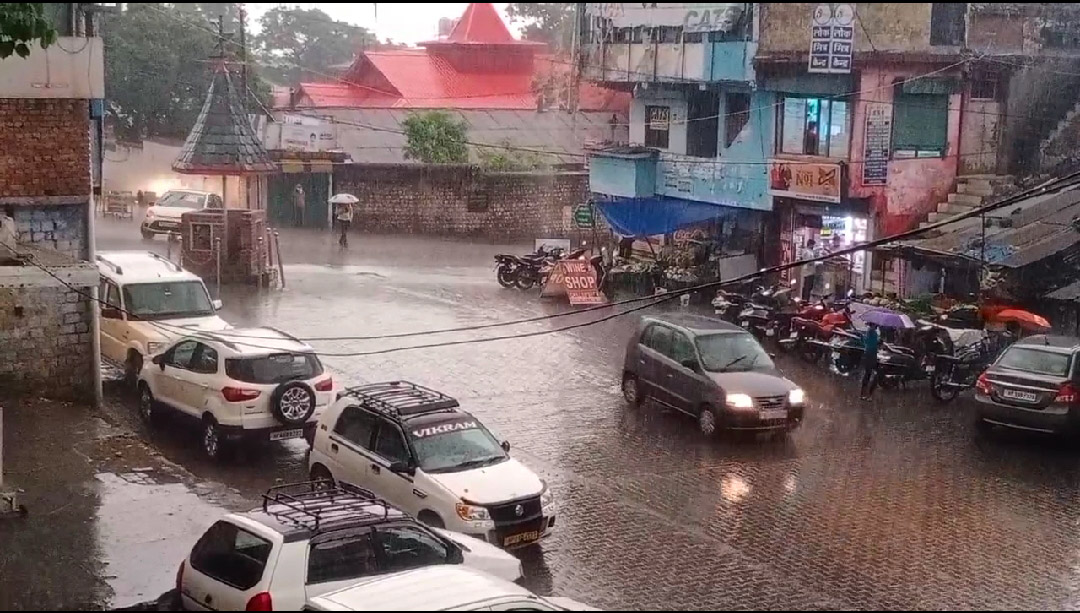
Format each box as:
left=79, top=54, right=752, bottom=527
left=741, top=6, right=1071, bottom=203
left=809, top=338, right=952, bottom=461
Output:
left=181, top=520, right=273, bottom=612
left=304, top=527, right=379, bottom=599
left=267, top=173, right=331, bottom=229
left=959, top=79, right=1002, bottom=175
left=639, top=324, right=675, bottom=407
left=369, top=418, right=419, bottom=515
left=174, top=343, right=217, bottom=412
left=327, top=406, right=378, bottom=489
left=665, top=331, right=703, bottom=412
left=371, top=524, right=455, bottom=573
left=159, top=340, right=200, bottom=414
left=98, top=279, right=126, bottom=365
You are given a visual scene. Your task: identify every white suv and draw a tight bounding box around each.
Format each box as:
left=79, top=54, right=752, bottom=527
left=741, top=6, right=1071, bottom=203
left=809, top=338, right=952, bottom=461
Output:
left=138, top=327, right=335, bottom=459
left=141, top=189, right=221, bottom=239
left=309, top=381, right=556, bottom=549
left=176, top=481, right=523, bottom=611
left=97, top=251, right=230, bottom=382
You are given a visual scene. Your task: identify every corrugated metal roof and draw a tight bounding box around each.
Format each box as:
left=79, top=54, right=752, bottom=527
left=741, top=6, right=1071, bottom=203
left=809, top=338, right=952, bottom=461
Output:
left=1047, top=279, right=1080, bottom=301
left=884, top=184, right=1080, bottom=269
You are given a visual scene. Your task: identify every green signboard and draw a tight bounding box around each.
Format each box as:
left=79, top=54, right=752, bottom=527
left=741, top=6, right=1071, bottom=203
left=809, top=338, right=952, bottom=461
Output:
left=573, top=204, right=594, bottom=229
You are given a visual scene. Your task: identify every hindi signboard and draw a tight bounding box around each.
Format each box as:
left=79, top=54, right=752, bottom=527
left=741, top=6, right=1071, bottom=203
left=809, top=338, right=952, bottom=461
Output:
left=540, top=259, right=605, bottom=305
left=768, top=160, right=842, bottom=204
left=862, top=103, right=891, bottom=186
left=808, top=4, right=854, bottom=75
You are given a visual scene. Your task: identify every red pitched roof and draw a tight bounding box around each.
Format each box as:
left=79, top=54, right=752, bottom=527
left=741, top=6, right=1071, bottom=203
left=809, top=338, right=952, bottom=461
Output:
left=444, top=3, right=532, bottom=45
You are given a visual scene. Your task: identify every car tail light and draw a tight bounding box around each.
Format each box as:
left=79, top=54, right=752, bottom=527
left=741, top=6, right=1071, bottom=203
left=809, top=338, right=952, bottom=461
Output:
left=975, top=372, right=991, bottom=395
left=222, top=387, right=261, bottom=402
left=175, top=561, right=184, bottom=593
left=314, top=376, right=333, bottom=392
left=246, top=592, right=273, bottom=611
left=1056, top=382, right=1078, bottom=405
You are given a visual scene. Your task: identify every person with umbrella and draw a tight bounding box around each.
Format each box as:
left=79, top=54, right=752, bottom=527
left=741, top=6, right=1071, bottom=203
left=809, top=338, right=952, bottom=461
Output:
left=858, top=308, right=913, bottom=400
left=330, top=193, right=358, bottom=248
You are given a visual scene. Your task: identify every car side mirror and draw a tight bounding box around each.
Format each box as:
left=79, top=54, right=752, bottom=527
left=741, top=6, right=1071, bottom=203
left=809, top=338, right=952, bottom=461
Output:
left=100, top=307, right=122, bottom=320
left=212, top=299, right=223, bottom=311
left=769, top=352, right=777, bottom=359
left=389, top=461, right=415, bottom=477
left=500, top=440, right=511, bottom=453
left=680, top=358, right=698, bottom=371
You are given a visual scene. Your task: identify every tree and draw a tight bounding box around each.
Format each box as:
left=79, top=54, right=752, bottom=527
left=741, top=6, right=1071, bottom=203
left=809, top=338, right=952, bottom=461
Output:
left=506, top=3, right=574, bottom=51
left=402, top=111, right=469, bottom=164
left=0, top=3, right=57, bottom=58
left=478, top=139, right=550, bottom=172
left=254, top=6, right=375, bottom=85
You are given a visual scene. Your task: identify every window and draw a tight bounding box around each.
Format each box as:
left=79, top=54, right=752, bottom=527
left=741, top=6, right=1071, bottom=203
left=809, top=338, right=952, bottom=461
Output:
left=971, top=79, right=997, bottom=101
left=207, top=194, right=224, bottom=209
left=724, top=93, right=751, bottom=148
left=671, top=333, right=696, bottom=365
left=695, top=333, right=774, bottom=372
left=333, top=407, right=377, bottom=449
left=156, top=190, right=208, bottom=209
left=930, top=3, right=966, bottom=46
left=225, top=352, right=323, bottom=384
left=307, top=529, right=377, bottom=585
left=104, top=282, right=122, bottom=311
left=189, top=521, right=272, bottom=590
left=779, top=97, right=849, bottom=158
left=644, top=105, right=671, bottom=149
left=374, top=422, right=410, bottom=464
left=190, top=344, right=219, bottom=375
left=687, top=91, right=720, bottom=158
left=892, top=92, right=948, bottom=156
left=643, top=324, right=674, bottom=357
left=407, top=417, right=507, bottom=473
left=373, top=525, right=452, bottom=573
left=997, top=347, right=1072, bottom=377
left=122, top=281, right=214, bottom=320
left=167, top=340, right=199, bottom=369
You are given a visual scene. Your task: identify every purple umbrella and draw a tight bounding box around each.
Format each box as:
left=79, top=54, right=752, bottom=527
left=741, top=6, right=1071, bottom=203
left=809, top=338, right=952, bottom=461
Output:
left=861, top=308, right=915, bottom=329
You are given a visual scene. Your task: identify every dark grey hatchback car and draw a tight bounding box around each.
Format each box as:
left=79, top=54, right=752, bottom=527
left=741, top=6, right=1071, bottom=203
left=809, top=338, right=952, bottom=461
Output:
left=622, top=314, right=806, bottom=436
left=974, top=335, right=1080, bottom=436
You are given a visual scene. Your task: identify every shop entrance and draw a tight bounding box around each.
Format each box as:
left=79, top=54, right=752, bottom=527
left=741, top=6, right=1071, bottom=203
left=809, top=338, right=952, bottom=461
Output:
left=778, top=198, right=871, bottom=299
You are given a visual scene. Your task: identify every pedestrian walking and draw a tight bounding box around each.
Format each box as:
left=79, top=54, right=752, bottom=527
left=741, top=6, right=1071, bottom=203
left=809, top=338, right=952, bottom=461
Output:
left=335, top=200, right=353, bottom=248
left=293, top=184, right=306, bottom=228
left=800, top=239, right=819, bottom=301
left=860, top=321, right=881, bottom=400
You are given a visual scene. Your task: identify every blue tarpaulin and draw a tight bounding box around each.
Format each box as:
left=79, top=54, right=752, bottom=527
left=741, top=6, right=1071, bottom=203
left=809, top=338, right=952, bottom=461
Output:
left=595, top=196, right=730, bottom=237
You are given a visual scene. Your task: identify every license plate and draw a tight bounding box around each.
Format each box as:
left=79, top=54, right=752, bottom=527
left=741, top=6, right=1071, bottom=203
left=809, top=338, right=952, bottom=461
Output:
left=503, top=531, right=540, bottom=547
left=766, top=328, right=776, bottom=337
left=789, top=330, right=799, bottom=339
left=269, top=428, right=304, bottom=441
left=760, top=409, right=787, bottom=420
left=1002, top=389, right=1039, bottom=403
left=831, top=351, right=840, bottom=360
left=740, top=320, right=749, bottom=328
left=924, top=365, right=935, bottom=373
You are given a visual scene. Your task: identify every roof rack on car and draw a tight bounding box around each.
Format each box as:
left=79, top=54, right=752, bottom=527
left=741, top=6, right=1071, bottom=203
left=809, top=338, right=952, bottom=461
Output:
left=261, top=480, right=390, bottom=532
left=340, top=381, right=460, bottom=418
left=262, top=326, right=303, bottom=344
left=147, top=251, right=184, bottom=273
left=95, top=254, right=122, bottom=275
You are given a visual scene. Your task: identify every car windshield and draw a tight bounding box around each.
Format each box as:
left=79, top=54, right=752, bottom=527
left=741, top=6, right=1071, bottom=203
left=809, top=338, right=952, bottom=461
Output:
left=226, top=352, right=323, bottom=384
left=695, top=332, right=775, bottom=372
left=122, top=281, right=214, bottom=320
left=406, top=417, right=507, bottom=474
left=997, top=346, right=1071, bottom=377
left=156, top=191, right=205, bottom=208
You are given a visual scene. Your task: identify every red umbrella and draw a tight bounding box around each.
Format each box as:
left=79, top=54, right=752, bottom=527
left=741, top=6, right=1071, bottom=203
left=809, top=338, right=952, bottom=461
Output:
left=992, top=309, right=1051, bottom=331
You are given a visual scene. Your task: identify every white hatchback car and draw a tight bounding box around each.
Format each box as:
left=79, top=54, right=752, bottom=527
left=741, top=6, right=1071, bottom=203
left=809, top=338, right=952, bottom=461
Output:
left=307, top=566, right=598, bottom=611
left=309, top=382, right=556, bottom=549
left=138, top=327, right=335, bottom=459
left=176, top=481, right=522, bottom=611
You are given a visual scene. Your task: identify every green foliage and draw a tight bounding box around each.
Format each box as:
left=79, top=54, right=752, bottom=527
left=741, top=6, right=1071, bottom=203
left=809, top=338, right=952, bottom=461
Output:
left=402, top=111, right=469, bottom=164
left=254, top=6, right=375, bottom=85
left=506, top=3, right=575, bottom=50
left=478, top=139, right=550, bottom=172
left=0, top=3, right=57, bottom=59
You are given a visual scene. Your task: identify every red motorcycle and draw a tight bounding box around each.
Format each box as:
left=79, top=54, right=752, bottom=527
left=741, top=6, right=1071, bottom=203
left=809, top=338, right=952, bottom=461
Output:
left=781, top=300, right=854, bottom=363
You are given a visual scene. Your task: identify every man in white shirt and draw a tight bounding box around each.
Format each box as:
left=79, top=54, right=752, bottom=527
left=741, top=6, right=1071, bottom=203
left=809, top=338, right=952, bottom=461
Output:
left=800, top=239, right=819, bottom=301
left=336, top=201, right=354, bottom=248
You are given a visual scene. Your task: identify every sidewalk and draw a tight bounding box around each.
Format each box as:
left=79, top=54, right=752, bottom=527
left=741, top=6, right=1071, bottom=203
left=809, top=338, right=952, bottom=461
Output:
left=0, top=395, right=245, bottom=610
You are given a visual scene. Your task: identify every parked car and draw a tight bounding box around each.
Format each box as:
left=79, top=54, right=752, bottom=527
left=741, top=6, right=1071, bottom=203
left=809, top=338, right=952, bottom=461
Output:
left=621, top=314, right=806, bottom=437
left=306, top=566, right=597, bottom=611
left=309, top=381, right=556, bottom=549
left=974, top=335, right=1080, bottom=436
left=138, top=327, right=335, bottom=459
left=96, top=251, right=229, bottom=383
left=141, top=189, right=222, bottom=239
left=175, top=481, right=522, bottom=612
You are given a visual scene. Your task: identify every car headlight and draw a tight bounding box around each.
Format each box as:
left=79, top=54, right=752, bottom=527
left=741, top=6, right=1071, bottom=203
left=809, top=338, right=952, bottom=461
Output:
left=455, top=502, right=491, bottom=523
left=541, top=486, right=555, bottom=509
left=725, top=393, right=754, bottom=409
left=789, top=388, right=805, bottom=405
left=146, top=341, right=164, bottom=355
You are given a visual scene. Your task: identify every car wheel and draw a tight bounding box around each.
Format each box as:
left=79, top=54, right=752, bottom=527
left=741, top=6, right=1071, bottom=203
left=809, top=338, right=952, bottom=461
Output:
left=698, top=405, right=719, bottom=437
left=202, top=418, right=223, bottom=460
left=125, top=351, right=143, bottom=387
left=309, top=464, right=334, bottom=487
left=138, top=384, right=157, bottom=426
left=418, top=510, right=445, bottom=529
left=270, top=380, right=317, bottom=426
left=622, top=374, right=643, bottom=408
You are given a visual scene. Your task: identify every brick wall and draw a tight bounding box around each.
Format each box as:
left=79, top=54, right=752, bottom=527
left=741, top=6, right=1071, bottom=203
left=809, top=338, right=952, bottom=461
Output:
left=333, top=165, right=599, bottom=242
left=0, top=99, right=90, bottom=198
left=0, top=286, right=93, bottom=400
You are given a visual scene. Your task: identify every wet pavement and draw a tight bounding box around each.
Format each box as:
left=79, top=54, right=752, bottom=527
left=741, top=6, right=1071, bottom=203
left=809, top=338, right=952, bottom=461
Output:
left=5, top=215, right=1080, bottom=609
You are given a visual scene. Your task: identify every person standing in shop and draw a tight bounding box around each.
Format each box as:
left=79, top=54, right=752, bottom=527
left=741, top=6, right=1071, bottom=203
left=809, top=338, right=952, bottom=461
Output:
left=800, top=239, right=820, bottom=301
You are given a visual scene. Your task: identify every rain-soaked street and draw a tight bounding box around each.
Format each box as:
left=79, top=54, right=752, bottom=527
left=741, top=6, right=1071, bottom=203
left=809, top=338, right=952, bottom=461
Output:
left=6, top=216, right=1080, bottom=611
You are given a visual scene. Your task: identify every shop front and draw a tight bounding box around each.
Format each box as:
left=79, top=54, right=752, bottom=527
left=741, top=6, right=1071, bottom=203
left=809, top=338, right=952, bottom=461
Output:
left=769, top=159, right=872, bottom=298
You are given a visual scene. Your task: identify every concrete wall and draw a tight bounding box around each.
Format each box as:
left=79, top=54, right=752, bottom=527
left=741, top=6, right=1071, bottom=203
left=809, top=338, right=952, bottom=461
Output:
left=759, top=3, right=937, bottom=55
left=333, top=165, right=594, bottom=242
left=630, top=89, right=688, bottom=153
left=0, top=286, right=93, bottom=400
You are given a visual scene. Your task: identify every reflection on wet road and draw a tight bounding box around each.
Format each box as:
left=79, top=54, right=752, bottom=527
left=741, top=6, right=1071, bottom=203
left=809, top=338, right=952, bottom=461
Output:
left=6, top=218, right=1080, bottom=610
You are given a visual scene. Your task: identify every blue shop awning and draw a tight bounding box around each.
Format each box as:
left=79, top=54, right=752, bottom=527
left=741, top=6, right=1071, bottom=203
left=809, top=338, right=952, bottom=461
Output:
left=595, top=196, right=731, bottom=237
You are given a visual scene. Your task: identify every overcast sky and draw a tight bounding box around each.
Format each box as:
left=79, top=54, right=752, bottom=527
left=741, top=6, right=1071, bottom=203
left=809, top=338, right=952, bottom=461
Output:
left=245, top=3, right=517, bottom=45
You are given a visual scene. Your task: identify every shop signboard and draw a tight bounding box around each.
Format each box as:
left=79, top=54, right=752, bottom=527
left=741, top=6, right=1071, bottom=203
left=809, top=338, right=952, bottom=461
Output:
left=657, top=154, right=770, bottom=211
left=573, top=204, right=595, bottom=229
left=862, top=103, right=891, bottom=185
left=768, top=160, right=842, bottom=204
left=590, top=3, right=746, bottom=33
left=541, top=259, right=605, bottom=305
left=279, top=114, right=337, bottom=152
left=808, top=4, right=854, bottom=75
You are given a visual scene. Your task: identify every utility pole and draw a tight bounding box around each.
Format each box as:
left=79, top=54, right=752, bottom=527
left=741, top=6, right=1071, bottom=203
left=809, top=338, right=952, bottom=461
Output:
left=239, top=4, right=249, bottom=114
left=569, top=3, right=584, bottom=115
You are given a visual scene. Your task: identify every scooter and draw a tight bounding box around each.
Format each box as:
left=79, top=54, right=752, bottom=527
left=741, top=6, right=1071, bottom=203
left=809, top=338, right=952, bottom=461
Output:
left=928, top=336, right=996, bottom=403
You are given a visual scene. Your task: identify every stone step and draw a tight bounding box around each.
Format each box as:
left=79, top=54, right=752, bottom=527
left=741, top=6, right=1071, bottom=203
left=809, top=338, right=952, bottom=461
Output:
left=937, top=201, right=976, bottom=215
left=948, top=192, right=983, bottom=206
left=957, top=183, right=995, bottom=197
left=957, top=174, right=1013, bottom=182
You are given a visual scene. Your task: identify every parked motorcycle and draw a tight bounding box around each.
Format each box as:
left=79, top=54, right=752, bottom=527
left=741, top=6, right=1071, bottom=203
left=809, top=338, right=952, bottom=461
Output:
left=928, top=336, right=996, bottom=403
left=712, top=289, right=751, bottom=322
left=737, top=281, right=796, bottom=340
left=821, top=328, right=864, bottom=376
left=873, top=341, right=922, bottom=390
left=785, top=300, right=854, bottom=363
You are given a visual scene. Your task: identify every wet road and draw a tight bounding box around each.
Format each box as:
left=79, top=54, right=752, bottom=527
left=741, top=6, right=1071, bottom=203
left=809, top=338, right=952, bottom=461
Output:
left=8, top=215, right=1080, bottom=610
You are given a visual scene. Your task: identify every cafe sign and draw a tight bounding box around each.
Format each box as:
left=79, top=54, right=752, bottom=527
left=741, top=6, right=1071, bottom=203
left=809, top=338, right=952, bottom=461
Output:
left=768, top=160, right=842, bottom=204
